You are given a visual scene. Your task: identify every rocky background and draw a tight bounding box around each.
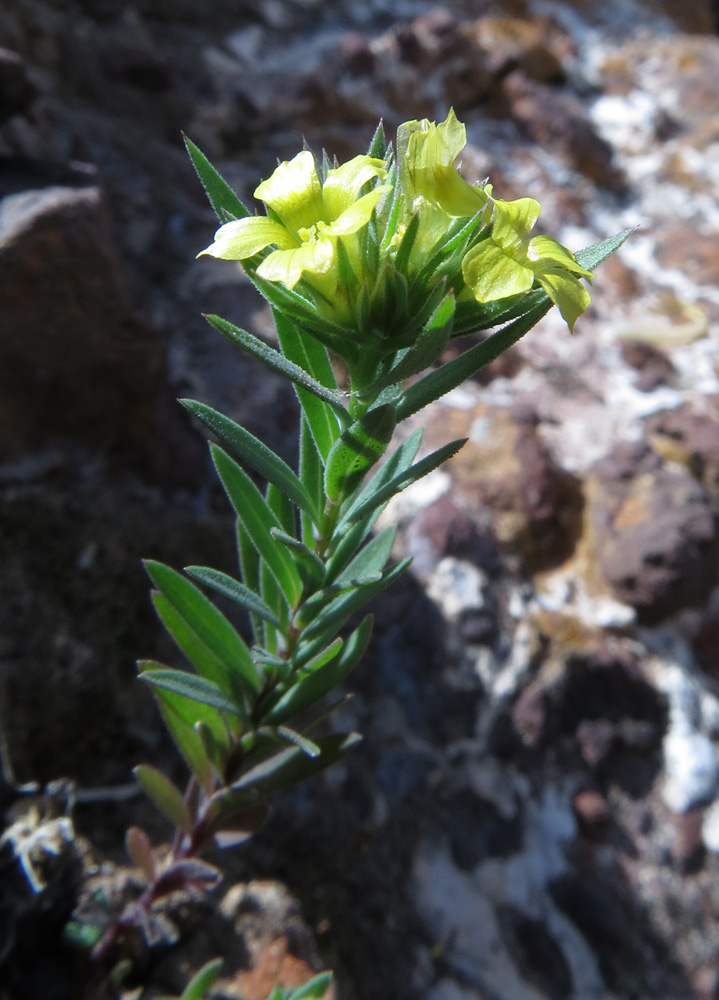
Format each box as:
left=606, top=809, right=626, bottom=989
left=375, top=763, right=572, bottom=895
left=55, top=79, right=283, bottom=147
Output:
left=3, top=0, right=719, bottom=998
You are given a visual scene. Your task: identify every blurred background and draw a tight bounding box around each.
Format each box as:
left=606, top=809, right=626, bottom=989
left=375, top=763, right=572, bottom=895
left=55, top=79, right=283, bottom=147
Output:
left=3, top=0, right=719, bottom=998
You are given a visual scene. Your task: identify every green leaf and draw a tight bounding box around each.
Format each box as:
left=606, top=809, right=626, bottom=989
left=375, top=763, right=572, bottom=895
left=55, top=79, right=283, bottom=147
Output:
left=336, top=525, right=396, bottom=584
left=287, top=972, right=333, bottom=1000
left=203, top=315, right=348, bottom=422
left=212, top=731, right=361, bottom=811
left=185, top=566, right=280, bottom=628
left=367, top=120, right=386, bottom=159
left=297, top=559, right=410, bottom=664
left=145, top=560, right=261, bottom=693
left=270, top=528, right=325, bottom=588
left=266, top=481, right=296, bottom=538
left=324, top=404, right=397, bottom=502
left=184, top=134, right=249, bottom=221
left=142, top=667, right=243, bottom=715
left=273, top=725, right=321, bottom=758
left=134, top=764, right=191, bottom=833
left=452, top=288, right=543, bottom=337
left=299, top=416, right=324, bottom=546
left=151, top=591, right=234, bottom=693
left=395, top=211, right=420, bottom=275
left=336, top=427, right=423, bottom=535
left=360, top=295, right=454, bottom=400
left=275, top=310, right=343, bottom=462
left=139, top=663, right=218, bottom=789
left=182, top=400, right=319, bottom=524
left=212, top=447, right=303, bottom=606
left=262, top=617, right=372, bottom=726
left=237, top=521, right=263, bottom=646
left=345, top=438, right=467, bottom=526
left=394, top=298, right=551, bottom=422
left=574, top=228, right=633, bottom=271
left=178, top=959, right=224, bottom=1000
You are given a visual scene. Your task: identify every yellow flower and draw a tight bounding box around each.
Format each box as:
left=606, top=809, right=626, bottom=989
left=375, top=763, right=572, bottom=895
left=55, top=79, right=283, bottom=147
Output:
left=462, top=197, right=593, bottom=332
left=199, top=151, right=389, bottom=291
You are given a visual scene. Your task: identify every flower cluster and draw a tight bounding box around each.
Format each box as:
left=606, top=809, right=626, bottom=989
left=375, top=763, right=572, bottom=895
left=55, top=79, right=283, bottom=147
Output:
left=200, top=110, right=593, bottom=369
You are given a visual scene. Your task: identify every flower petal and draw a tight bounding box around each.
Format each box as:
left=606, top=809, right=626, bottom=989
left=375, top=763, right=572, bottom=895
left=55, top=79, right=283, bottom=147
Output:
left=434, top=164, right=490, bottom=219
left=254, top=151, right=324, bottom=234
left=198, top=217, right=294, bottom=260
left=256, top=238, right=334, bottom=289
left=491, top=197, right=541, bottom=248
left=325, top=185, right=391, bottom=237
left=528, top=235, right=594, bottom=278
left=322, top=155, right=387, bottom=221
left=462, top=241, right=534, bottom=301
left=538, top=271, right=592, bottom=333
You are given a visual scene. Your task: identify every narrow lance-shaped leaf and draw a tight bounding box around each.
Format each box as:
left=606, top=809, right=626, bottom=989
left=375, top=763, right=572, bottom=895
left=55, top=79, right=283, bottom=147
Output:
left=299, top=416, right=324, bottom=546
left=184, top=565, right=280, bottom=628
left=139, top=662, right=218, bottom=789
left=212, top=446, right=303, bottom=607
left=394, top=298, right=551, bottom=422
left=297, top=559, right=411, bottom=664
left=134, top=764, right=191, bottom=834
left=203, top=314, right=348, bottom=423
left=184, top=135, right=249, bottom=221
left=333, top=428, right=423, bottom=546
left=182, top=400, right=319, bottom=524
left=178, top=959, right=225, bottom=1000
left=262, top=616, right=372, bottom=726
left=141, top=667, right=244, bottom=716
left=574, top=228, right=633, bottom=271
left=275, top=310, right=343, bottom=462
left=344, top=438, right=467, bottom=526
left=151, top=591, right=233, bottom=693
left=324, top=404, right=397, bottom=502
left=335, top=525, right=396, bottom=584
left=145, top=560, right=261, bottom=693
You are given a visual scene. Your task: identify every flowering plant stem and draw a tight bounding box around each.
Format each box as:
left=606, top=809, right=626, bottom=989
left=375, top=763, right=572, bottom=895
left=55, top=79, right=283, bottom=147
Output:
left=84, top=112, right=628, bottom=995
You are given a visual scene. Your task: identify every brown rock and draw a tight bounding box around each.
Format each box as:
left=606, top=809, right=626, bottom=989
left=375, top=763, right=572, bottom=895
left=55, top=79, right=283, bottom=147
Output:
left=670, top=809, right=705, bottom=875
left=620, top=340, right=675, bottom=393
left=502, top=71, right=625, bottom=191
left=0, top=161, right=204, bottom=485
left=645, top=403, right=719, bottom=500
left=447, top=405, right=583, bottom=571
left=589, top=446, right=719, bottom=622
left=573, top=789, right=611, bottom=839
left=468, top=15, right=568, bottom=83
left=656, top=227, right=719, bottom=288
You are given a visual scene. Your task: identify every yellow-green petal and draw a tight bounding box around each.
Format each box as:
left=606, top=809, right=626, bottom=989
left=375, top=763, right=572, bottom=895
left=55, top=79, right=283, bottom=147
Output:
left=491, top=197, right=541, bottom=248
left=434, top=164, right=490, bottom=219
left=322, top=155, right=388, bottom=221
left=538, top=271, right=591, bottom=333
left=325, top=185, right=391, bottom=237
left=256, top=238, right=334, bottom=289
left=254, top=151, right=324, bottom=234
left=462, top=241, right=534, bottom=302
left=198, top=217, right=294, bottom=260
left=528, top=235, right=594, bottom=279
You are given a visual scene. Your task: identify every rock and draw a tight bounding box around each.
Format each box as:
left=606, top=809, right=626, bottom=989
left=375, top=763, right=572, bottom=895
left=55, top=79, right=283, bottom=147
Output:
left=404, top=492, right=500, bottom=581
left=655, top=227, right=719, bottom=288
left=0, top=160, right=204, bottom=485
left=572, top=789, right=611, bottom=840
left=0, top=49, right=36, bottom=123
left=588, top=444, right=719, bottom=622
left=645, top=403, right=719, bottom=501
left=620, top=339, right=675, bottom=393
left=466, top=15, right=568, bottom=83
left=436, top=404, right=583, bottom=573
left=670, top=809, right=705, bottom=874
left=501, top=71, right=625, bottom=190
